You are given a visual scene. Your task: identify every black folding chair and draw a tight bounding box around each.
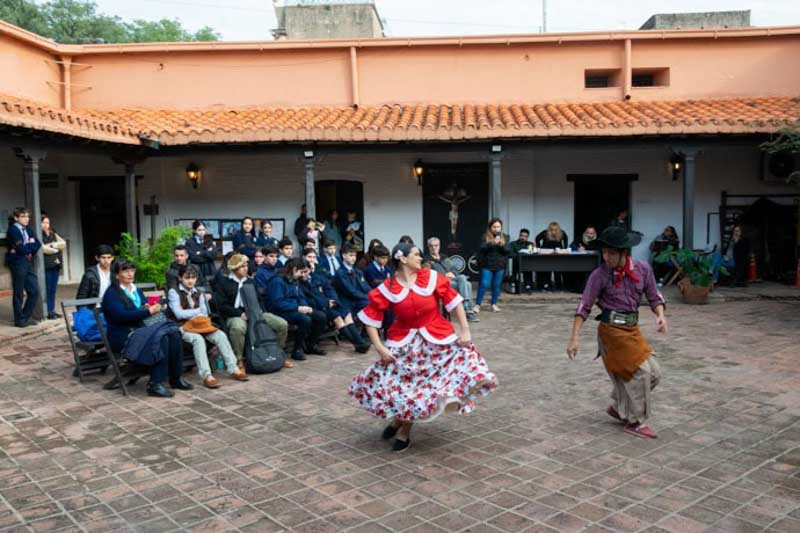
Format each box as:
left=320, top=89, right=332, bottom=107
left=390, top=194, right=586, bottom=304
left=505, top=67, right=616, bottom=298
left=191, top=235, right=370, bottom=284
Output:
left=61, top=297, right=109, bottom=381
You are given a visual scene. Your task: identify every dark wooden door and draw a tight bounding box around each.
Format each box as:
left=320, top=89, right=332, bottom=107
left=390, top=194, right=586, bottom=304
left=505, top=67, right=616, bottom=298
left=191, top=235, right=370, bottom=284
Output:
left=78, top=177, right=127, bottom=267
left=422, top=163, right=488, bottom=279
left=571, top=174, right=636, bottom=237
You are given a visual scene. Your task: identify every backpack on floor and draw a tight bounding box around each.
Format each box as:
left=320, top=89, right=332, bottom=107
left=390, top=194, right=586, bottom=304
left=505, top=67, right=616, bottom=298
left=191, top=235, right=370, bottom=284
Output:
left=239, top=283, right=284, bottom=374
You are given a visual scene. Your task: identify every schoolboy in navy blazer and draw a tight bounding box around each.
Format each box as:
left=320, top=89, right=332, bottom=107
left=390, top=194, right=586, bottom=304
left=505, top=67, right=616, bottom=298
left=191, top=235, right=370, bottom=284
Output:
left=6, top=208, right=42, bottom=327
left=333, top=244, right=370, bottom=316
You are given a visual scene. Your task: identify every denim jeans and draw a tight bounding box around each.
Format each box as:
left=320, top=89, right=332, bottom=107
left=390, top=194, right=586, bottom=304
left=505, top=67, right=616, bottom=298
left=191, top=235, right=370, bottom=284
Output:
left=182, top=329, right=239, bottom=379
left=449, top=274, right=473, bottom=309
left=711, top=253, right=735, bottom=283
left=45, top=268, right=60, bottom=314
left=476, top=268, right=504, bottom=306
left=149, top=331, right=184, bottom=385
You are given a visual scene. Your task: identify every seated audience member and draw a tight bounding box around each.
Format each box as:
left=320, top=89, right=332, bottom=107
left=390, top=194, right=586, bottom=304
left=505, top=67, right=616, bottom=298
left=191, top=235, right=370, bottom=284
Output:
left=510, top=229, right=532, bottom=254
left=535, top=222, right=569, bottom=290
left=319, top=240, right=341, bottom=276
left=76, top=244, right=115, bottom=302
left=213, top=251, right=235, bottom=290
left=254, top=245, right=280, bottom=307
left=426, top=237, right=479, bottom=322
left=102, top=260, right=189, bottom=398
left=398, top=235, right=415, bottom=245
left=357, top=238, right=385, bottom=270
left=712, top=225, right=749, bottom=286
left=510, top=229, right=533, bottom=293
left=300, top=248, right=370, bottom=353
left=232, top=217, right=258, bottom=274
left=567, top=226, right=599, bottom=292
left=186, top=220, right=217, bottom=281
left=256, top=219, right=279, bottom=248
left=266, top=258, right=327, bottom=360
left=650, top=225, right=680, bottom=282
left=363, top=245, right=391, bottom=288
left=253, top=248, right=266, bottom=270
left=609, top=208, right=630, bottom=230
left=167, top=265, right=248, bottom=388
left=213, top=254, right=291, bottom=368
left=277, top=238, right=294, bottom=266
left=334, top=243, right=371, bottom=317
left=299, top=236, right=317, bottom=252
left=167, top=245, right=210, bottom=293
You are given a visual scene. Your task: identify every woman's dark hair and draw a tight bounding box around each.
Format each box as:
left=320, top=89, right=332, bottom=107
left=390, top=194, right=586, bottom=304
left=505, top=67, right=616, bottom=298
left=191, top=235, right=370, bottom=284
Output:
left=367, top=238, right=384, bottom=253
left=328, top=209, right=339, bottom=220
left=178, top=264, right=199, bottom=278
left=112, top=259, right=136, bottom=277
left=665, top=225, right=678, bottom=239
left=372, top=245, right=390, bottom=258
left=280, top=257, right=310, bottom=280
left=240, top=217, right=255, bottom=236
left=192, top=220, right=204, bottom=231
left=388, top=243, right=416, bottom=289
left=261, top=219, right=272, bottom=229
left=398, top=235, right=414, bottom=245
left=484, top=218, right=505, bottom=244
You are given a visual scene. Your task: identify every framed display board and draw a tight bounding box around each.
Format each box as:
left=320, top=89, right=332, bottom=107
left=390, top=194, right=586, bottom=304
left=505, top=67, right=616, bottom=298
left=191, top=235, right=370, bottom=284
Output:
left=174, top=218, right=287, bottom=257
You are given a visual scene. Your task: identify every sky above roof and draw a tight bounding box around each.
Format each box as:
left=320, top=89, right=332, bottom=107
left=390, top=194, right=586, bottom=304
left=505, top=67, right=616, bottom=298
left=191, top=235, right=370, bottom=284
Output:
left=90, top=0, right=800, bottom=41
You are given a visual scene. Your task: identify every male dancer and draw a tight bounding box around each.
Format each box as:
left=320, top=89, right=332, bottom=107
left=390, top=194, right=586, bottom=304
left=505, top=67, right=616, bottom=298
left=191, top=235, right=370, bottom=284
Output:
left=566, top=226, right=667, bottom=438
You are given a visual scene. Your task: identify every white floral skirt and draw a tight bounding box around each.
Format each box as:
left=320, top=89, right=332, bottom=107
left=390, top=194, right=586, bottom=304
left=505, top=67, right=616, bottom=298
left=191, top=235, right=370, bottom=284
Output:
left=349, top=334, right=498, bottom=422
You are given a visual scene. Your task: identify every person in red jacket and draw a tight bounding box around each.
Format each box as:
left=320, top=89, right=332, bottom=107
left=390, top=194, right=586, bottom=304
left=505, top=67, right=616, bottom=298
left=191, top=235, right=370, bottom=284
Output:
left=350, top=242, right=498, bottom=452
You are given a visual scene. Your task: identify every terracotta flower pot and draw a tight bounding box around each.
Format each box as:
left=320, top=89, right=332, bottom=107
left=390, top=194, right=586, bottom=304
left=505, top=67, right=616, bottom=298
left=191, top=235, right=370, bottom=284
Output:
left=677, top=278, right=710, bottom=305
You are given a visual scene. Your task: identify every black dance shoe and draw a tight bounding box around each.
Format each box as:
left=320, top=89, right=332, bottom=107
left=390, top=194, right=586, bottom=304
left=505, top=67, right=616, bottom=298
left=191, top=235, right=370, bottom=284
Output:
left=305, top=344, right=327, bottom=356
left=170, top=378, right=194, bottom=391
left=292, top=351, right=307, bottom=361
left=146, top=382, right=174, bottom=398
left=392, top=438, right=410, bottom=452
left=382, top=424, right=399, bottom=440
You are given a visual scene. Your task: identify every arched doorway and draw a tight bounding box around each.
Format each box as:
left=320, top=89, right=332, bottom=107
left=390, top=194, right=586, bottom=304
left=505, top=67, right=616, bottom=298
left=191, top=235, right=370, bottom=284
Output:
left=315, top=179, right=365, bottom=248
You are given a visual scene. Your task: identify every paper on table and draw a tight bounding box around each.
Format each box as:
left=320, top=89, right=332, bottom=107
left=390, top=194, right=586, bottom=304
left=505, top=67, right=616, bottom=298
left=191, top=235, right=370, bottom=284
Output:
left=221, top=241, right=233, bottom=254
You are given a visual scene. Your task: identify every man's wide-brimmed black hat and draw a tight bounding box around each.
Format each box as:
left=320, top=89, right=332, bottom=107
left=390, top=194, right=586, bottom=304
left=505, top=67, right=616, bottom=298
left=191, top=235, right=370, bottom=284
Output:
left=597, top=226, right=643, bottom=249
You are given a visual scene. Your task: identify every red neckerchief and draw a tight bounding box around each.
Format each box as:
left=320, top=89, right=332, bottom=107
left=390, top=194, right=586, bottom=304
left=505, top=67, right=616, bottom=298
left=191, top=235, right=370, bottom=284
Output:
left=613, top=257, right=639, bottom=288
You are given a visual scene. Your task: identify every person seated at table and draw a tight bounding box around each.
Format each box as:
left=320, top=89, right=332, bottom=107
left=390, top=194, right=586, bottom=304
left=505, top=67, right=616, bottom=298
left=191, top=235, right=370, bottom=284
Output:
left=567, top=226, right=599, bottom=292
left=166, top=245, right=210, bottom=293
left=649, top=225, right=679, bottom=283
left=300, top=248, right=371, bottom=353
left=232, top=217, right=258, bottom=274
left=186, top=220, right=217, bottom=281
left=425, top=237, right=479, bottom=322
left=256, top=219, right=279, bottom=248
left=319, top=240, right=341, bottom=276
left=167, top=265, right=248, bottom=388
left=266, top=258, right=327, bottom=360
left=535, top=222, right=569, bottom=290
left=213, top=254, right=290, bottom=368
left=277, top=238, right=294, bottom=266
left=102, top=260, right=190, bottom=398
left=711, top=225, right=749, bottom=287
left=334, top=243, right=371, bottom=318
left=76, top=244, right=115, bottom=302
left=510, top=228, right=534, bottom=293
left=363, top=245, right=391, bottom=288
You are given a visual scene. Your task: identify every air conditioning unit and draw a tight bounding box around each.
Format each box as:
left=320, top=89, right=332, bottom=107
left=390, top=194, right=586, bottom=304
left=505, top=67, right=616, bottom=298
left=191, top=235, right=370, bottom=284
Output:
left=762, top=151, right=800, bottom=184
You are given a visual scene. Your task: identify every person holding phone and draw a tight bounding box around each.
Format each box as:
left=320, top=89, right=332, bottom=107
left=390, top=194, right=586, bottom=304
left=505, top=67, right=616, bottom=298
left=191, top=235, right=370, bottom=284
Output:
left=474, top=218, right=511, bottom=313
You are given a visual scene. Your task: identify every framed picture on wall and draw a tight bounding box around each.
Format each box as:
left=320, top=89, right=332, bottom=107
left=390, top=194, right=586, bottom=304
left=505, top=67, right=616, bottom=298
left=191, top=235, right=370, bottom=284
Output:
left=221, top=221, right=240, bottom=239
left=200, top=220, right=218, bottom=238
left=266, top=219, right=286, bottom=239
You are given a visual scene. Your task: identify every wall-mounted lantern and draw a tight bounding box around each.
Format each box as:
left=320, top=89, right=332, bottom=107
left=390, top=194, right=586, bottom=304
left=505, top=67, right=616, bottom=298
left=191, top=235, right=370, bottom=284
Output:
left=186, top=162, right=201, bottom=189
left=413, top=159, right=424, bottom=186
left=670, top=153, right=683, bottom=181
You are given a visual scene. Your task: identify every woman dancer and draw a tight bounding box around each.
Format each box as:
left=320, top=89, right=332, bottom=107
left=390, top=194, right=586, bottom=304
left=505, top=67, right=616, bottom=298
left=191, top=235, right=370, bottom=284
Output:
left=350, top=242, right=497, bottom=452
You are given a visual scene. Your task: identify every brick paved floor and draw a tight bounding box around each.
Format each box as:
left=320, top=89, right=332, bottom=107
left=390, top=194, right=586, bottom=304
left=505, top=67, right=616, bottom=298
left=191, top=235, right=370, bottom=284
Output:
left=0, top=293, right=798, bottom=532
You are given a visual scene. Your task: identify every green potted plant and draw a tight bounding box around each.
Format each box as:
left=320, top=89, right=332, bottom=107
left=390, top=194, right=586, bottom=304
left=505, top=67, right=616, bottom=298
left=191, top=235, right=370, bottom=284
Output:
left=115, top=225, right=191, bottom=289
left=654, top=246, right=725, bottom=304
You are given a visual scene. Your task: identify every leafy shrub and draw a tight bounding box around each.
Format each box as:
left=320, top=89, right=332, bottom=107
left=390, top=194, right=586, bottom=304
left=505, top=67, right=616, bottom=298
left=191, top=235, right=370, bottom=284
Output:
left=654, top=246, right=726, bottom=287
left=115, top=226, right=190, bottom=289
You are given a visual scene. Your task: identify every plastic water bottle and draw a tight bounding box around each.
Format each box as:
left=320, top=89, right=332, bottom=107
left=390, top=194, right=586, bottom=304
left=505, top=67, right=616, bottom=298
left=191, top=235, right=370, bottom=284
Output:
left=215, top=356, right=224, bottom=371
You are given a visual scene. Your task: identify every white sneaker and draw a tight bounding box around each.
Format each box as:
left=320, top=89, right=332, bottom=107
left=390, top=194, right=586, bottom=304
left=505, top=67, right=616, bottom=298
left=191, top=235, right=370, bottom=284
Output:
left=491, top=304, right=500, bottom=312
left=472, top=304, right=481, bottom=314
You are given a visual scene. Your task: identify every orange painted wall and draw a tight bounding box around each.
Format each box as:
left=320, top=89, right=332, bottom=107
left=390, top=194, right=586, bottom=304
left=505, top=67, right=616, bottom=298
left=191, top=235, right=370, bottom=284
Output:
left=72, top=48, right=353, bottom=110
left=0, top=34, right=61, bottom=106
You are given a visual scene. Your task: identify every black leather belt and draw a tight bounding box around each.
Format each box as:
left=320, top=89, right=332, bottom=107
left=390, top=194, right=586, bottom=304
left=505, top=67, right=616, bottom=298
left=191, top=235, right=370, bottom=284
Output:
left=598, top=309, right=639, bottom=326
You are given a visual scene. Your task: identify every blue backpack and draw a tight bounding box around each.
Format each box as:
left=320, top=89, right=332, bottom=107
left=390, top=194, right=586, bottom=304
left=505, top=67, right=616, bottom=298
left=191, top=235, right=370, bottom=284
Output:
left=73, top=308, right=106, bottom=342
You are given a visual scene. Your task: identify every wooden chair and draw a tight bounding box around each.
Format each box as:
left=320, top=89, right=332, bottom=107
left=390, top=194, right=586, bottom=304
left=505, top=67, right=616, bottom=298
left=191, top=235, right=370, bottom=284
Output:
left=61, top=297, right=109, bottom=381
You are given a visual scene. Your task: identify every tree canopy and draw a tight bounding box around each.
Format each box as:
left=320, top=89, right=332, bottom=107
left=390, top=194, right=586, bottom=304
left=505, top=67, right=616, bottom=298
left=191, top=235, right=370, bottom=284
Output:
left=0, top=0, right=219, bottom=44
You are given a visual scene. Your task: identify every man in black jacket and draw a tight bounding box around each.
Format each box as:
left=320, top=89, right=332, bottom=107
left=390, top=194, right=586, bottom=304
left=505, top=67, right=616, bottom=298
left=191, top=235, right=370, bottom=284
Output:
left=166, top=245, right=209, bottom=293
left=76, top=244, right=115, bottom=302
left=213, top=253, right=289, bottom=367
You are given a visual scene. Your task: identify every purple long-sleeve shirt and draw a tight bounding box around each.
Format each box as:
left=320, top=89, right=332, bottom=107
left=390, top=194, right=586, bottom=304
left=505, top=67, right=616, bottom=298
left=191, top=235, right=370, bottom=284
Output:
left=576, top=259, right=665, bottom=320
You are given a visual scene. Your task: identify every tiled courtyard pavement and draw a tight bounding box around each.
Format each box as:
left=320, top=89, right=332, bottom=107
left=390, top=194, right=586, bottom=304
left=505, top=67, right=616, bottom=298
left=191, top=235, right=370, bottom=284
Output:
left=0, top=292, right=799, bottom=532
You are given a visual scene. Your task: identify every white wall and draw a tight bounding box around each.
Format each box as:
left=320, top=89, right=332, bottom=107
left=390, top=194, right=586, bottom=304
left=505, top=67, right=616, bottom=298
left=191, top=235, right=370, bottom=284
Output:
left=1, top=140, right=795, bottom=287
